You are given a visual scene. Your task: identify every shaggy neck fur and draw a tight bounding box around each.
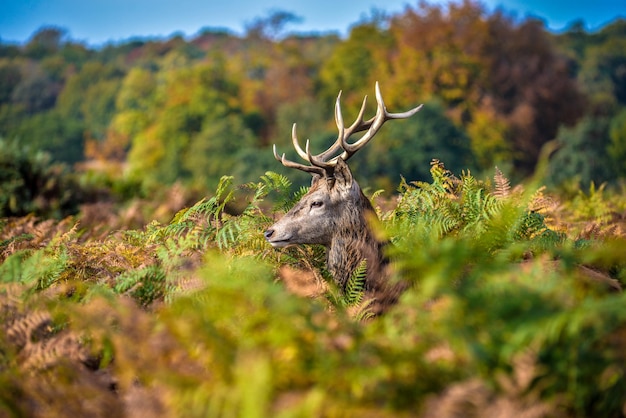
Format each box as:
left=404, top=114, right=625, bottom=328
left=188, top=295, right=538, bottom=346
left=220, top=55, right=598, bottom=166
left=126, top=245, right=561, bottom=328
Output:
left=326, top=190, right=388, bottom=290
left=325, top=188, right=404, bottom=315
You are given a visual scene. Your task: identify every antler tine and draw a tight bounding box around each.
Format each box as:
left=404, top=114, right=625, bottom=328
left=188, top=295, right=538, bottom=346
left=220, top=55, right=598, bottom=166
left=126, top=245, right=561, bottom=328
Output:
left=309, top=91, right=347, bottom=163
left=273, top=82, right=422, bottom=177
left=345, top=94, right=370, bottom=135
left=316, top=91, right=369, bottom=162
left=306, top=139, right=335, bottom=172
left=272, top=144, right=326, bottom=176
left=291, top=123, right=309, bottom=160
left=373, top=81, right=424, bottom=120
left=338, top=93, right=371, bottom=137
left=341, top=81, right=423, bottom=158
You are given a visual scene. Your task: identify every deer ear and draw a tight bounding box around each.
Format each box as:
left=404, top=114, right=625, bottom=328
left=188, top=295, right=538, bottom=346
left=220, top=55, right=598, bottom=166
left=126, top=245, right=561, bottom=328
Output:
left=333, top=158, right=353, bottom=189
left=310, top=174, right=322, bottom=187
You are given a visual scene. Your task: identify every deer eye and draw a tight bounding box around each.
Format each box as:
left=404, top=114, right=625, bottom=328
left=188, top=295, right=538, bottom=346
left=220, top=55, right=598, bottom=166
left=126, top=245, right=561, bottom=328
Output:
left=310, top=201, right=324, bottom=208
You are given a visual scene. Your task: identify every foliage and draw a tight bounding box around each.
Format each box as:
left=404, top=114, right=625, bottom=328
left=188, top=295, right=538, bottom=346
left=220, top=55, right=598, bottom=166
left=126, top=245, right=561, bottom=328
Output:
left=0, top=139, right=85, bottom=217
left=548, top=116, right=614, bottom=186
left=1, top=163, right=625, bottom=417
left=390, top=160, right=564, bottom=255
left=386, top=1, right=584, bottom=174
left=577, top=32, right=626, bottom=108
left=550, top=180, right=626, bottom=239
left=358, top=100, right=475, bottom=188
left=1, top=9, right=626, bottom=415
left=123, top=58, right=256, bottom=190
left=13, top=109, right=85, bottom=164
left=318, top=19, right=393, bottom=110
left=608, top=108, right=626, bottom=177
left=467, top=106, right=513, bottom=171
left=1, top=4, right=624, bottom=197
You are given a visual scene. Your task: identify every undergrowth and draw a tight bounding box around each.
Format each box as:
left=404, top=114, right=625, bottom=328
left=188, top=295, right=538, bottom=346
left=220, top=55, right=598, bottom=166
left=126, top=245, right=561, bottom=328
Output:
left=0, top=161, right=625, bottom=417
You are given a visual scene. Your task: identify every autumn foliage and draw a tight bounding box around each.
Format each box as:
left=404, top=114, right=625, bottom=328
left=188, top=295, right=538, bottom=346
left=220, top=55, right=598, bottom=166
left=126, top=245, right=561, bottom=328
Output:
left=1, top=1, right=624, bottom=198
left=1, top=1, right=626, bottom=416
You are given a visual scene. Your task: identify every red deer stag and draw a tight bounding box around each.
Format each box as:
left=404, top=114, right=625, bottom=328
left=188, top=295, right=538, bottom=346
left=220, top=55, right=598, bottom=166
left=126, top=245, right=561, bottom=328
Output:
left=264, top=82, right=423, bottom=314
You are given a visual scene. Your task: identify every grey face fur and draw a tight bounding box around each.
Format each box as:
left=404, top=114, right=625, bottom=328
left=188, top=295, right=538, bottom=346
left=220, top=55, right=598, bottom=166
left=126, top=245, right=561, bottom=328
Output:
left=264, top=181, right=335, bottom=248
left=264, top=159, right=357, bottom=249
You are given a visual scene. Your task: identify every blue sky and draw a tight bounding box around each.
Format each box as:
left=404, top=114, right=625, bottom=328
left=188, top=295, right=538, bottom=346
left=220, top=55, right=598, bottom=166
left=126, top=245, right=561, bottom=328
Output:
left=1, top=0, right=623, bottom=46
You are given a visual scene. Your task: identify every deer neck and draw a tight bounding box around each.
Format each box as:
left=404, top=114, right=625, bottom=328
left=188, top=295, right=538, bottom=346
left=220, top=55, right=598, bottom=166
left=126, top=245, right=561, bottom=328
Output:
left=326, top=203, right=388, bottom=290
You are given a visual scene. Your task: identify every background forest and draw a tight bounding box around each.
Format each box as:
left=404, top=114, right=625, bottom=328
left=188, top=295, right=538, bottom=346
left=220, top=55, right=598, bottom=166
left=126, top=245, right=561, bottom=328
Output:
left=1, top=1, right=625, bottom=219
left=1, top=1, right=626, bottom=417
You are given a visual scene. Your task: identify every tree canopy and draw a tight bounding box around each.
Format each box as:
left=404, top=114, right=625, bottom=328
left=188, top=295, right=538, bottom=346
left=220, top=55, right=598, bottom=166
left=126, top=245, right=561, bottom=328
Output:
left=0, top=4, right=624, bottom=194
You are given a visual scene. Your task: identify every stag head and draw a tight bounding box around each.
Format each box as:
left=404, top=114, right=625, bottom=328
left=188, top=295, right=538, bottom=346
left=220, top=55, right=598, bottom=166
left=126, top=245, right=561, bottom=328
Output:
left=264, top=82, right=422, bottom=250
left=264, top=157, right=358, bottom=248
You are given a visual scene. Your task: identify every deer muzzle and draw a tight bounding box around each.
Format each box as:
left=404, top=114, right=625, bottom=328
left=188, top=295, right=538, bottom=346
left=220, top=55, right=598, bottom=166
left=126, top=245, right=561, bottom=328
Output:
left=264, top=228, right=292, bottom=248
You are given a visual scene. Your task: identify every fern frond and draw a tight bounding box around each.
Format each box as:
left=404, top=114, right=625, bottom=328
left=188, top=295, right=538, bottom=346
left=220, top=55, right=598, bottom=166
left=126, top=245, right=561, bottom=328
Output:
left=6, top=310, right=52, bottom=348
left=216, top=218, right=243, bottom=250
left=493, top=167, right=511, bottom=199
left=261, top=171, right=292, bottom=191
left=0, top=233, right=33, bottom=250
left=214, top=175, right=236, bottom=203
left=350, top=298, right=376, bottom=322
left=344, top=259, right=368, bottom=307
left=114, top=265, right=166, bottom=306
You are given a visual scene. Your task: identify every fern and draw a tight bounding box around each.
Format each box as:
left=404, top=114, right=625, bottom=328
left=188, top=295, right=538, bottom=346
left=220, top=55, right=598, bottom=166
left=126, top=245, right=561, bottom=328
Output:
left=149, top=176, right=238, bottom=250
left=266, top=175, right=310, bottom=214
left=493, top=166, right=511, bottom=199
left=215, top=217, right=242, bottom=250
left=0, top=233, right=34, bottom=250
left=1, top=163, right=625, bottom=416
left=344, top=259, right=368, bottom=307
left=391, top=160, right=569, bottom=259
left=114, top=265, right=166, bottom=306
left=258, top=171, right=297, bottom=213
left=0, top=247, right=69, bottom=289
left=35, top=249, right=69, bottom=289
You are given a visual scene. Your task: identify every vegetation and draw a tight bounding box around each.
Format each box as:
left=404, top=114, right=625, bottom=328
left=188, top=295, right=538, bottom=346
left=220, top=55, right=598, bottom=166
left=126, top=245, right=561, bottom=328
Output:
left=0, top=2, right=625, bottom=200
left=1, top=163, right=625, bottom=417
left=1, top=1, right=626, bottom=416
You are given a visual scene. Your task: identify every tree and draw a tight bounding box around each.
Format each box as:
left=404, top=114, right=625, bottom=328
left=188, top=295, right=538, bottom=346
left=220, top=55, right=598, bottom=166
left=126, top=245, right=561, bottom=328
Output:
left=56, top=62, right=123, bottom=130
left=388, top=0, right=486, bottom=114
left=24, top=27, right=67, bottom=59
left=89, top=67, right=157, bottom=163
left=386, top=1, right=584, bottom=175
left=607, top=108, right=626, bottom=178
left=125, top=58, right=246, bottom=189
left=548, top=116, right=613, bottom=186
left=13, top=109, right=84, bottom=164
left=357, top=100, right=475, bottom=188
left=319, top=18, right=394, bottom=113
left=466, top=103, right=512, bottom=171
left=478, top=15, right=584, bottom=174
left=579, top=37, right=626, bottom=109
left=0, top=139, right=83, bottom=217
left=183, top=115, right=256, bottom=190
left=0, top=59, right=22, bottom=104
left=10, top=64, right=60, bottom=114
left=245, top=10, right=303, bottom=41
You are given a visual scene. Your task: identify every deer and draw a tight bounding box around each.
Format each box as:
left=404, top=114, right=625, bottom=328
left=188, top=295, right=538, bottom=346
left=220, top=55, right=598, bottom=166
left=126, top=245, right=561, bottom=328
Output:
left=264, top=82, right=423, bottom=314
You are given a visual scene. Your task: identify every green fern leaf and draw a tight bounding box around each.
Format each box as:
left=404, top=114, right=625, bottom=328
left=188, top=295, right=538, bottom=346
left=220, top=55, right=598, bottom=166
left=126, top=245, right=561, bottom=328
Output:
left=344, top=259, right=368, bottom=307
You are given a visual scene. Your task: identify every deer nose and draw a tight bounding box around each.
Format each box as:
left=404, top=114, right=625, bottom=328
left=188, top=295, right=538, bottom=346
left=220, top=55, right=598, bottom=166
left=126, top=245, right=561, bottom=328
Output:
left=264, top=229, right=275, bottom=240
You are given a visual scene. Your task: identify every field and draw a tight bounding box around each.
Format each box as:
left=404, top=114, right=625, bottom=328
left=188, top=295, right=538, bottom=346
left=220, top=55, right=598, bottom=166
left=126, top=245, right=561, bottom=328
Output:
left=1, top=163, right=625, bottom=418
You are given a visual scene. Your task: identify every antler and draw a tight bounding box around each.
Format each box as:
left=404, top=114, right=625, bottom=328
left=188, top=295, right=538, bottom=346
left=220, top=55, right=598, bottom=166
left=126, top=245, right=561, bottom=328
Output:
left=273, top=81, right=423, bottom=177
